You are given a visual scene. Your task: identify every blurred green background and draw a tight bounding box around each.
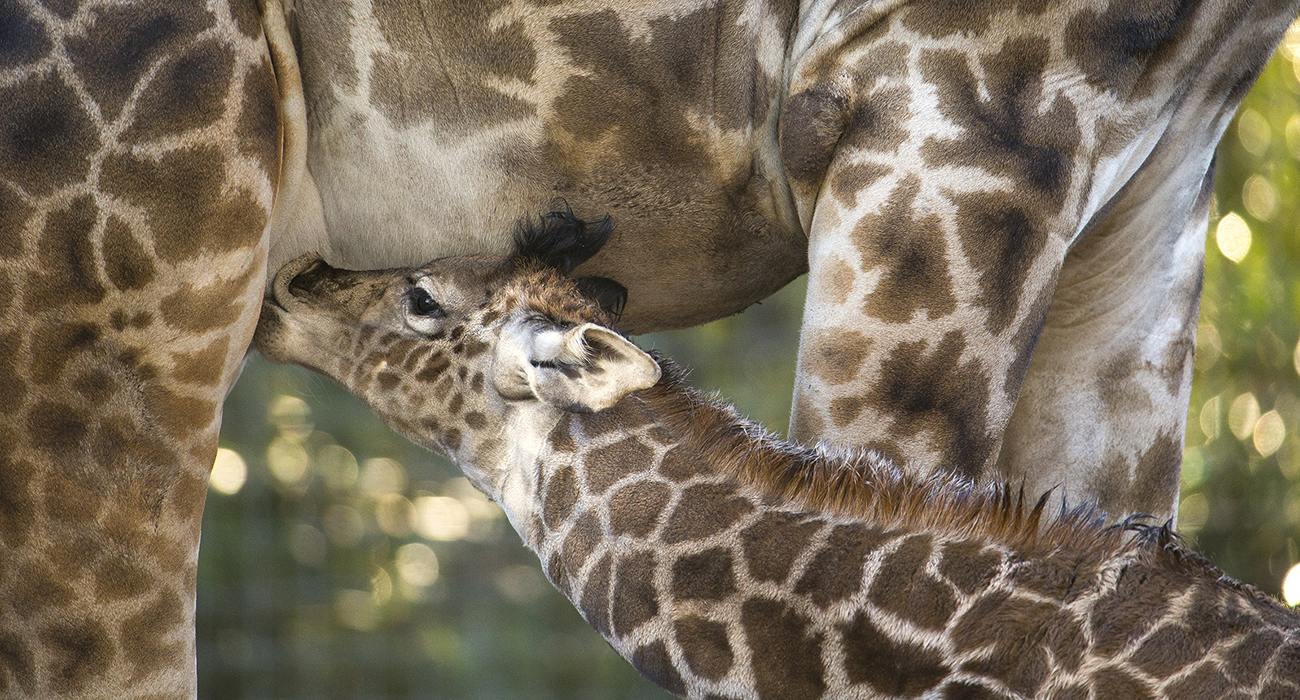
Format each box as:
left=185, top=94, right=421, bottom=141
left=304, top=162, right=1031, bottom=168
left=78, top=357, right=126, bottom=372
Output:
left=200, top=32, right=1300, bottom=699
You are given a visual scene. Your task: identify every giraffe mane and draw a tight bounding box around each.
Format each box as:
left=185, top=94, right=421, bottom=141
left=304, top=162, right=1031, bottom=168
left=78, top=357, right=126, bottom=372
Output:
left=632, top=354, right=1289, bottom=609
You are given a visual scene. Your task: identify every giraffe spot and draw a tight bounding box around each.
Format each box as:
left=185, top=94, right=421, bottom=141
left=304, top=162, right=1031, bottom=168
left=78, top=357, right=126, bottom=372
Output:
left=0, top=183, right=31, bottom=258
left=0, top=628, right=35, bottom=693
left=442, top=428, right=461, bottom=452
left=631, top=640, right=686, bottom=697
left=542, top=466, right=579, bottom=530
left=171, top=336, right=230, bottom=387
left=368, top=0, right=535, bottom=132
left=937, top=539, right=1002, bottom=595
left=0, top=4, right=49, bottom=71
left=852, top=177, right=957, bottom=323
left=658, top=445, right=709, bottom=481
left=740, top=512, right=824, bottom=583
left=1039, top=607, right=1087, bottom=673
left=741, top=598, right=826, bottom=699
left=671, top=548, right=736, bottom=602
left=0, top=72, right=101, bottom=197
left=28, top=321, right=98, bottom=385
left=1011, top=557, right=1097, bottom=601
left=865, top=331, right=995, bottom=478
left=237, top=56, right=281, bottom=180
left=1064, top=1, right=1192, bottom=95
left=0, top=331, right=26, bottom=413
left=65, top=4, right=215, bottom=121
left=0, top=451, right=35, bottom=549
left=949, top=191, right=1051, bottom=335
left=1091, top=668, right=1155, bottom=700
left=840, top=611, right=950, bottom=696
left=415, top=355, right=451, bottom=384
left=8, top=561, right=75, bottom=617
left=39, top=620, right=115, bottom=694
left=789, top=392, right=825, bottom=443
left=464, top=412, right=488, bottom=430
left=867, top=535, right=957, bottom=629
left=143, top=384, right=217, bottom=439
left=88, top=415, right=177, bottom=485
left=579, top=553, right=612, bottom=636
left=100, top=146, right=267, bottom=264
left=813, top=255, right=856, bottom=308
left=548, top=415, right=576, bottom=453
left=585, top=436, right=653, bottom=495
left=961, top=639, right=1050, bottom=697
left=803, top=327, right=873, bottom=386
left=1001, top=280, right=1053, bottom=398
left=1090, top=563, right=1179, bottom=657
left=42, top=470, right=104, bottom=526
left=610, top=550, right=658, bottom=638
left=1127, top=431, right=1181, bottom=518
left=120, top=590, right=185, bottom=679
left=560, top=511, right=602, bottom=584
left=674, top=616, right=733, bottom=682
left=25, top=195, right=106, bottom=312
left=1223, top=630, right=1282, bottom=685
left=103, top=216, right=157, bottom=291
left=662, top=483, right=754, bottom=545
left=901, top=0, right=1048, bottom=37
left=546, top=552, right=569, bottom=597
left=831, top=161, right=893, bottom=210
left=121, top=39, right=234, bottom=144
left=1129, top=624, right=1206, bottom=679
left=795, top=523, right=890, bottom=608
left=608, top=480, right=671, bottom=538
left=26, top=401, right=88, bottom=457
left=94, top=557, right=152, bottom=603
left=158, top=265, right=257, bottom=333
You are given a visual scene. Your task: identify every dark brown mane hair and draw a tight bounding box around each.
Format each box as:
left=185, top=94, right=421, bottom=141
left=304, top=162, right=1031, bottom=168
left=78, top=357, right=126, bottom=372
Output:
left=632, top=354, right=1289, bottom=611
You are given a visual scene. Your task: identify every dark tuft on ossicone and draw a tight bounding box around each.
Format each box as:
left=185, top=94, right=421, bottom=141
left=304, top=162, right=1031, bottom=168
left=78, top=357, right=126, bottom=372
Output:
left=513, top=205, right=614, bottom=274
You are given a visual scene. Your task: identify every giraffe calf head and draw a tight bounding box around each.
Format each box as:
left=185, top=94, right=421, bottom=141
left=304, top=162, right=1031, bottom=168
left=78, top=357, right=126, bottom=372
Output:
left=253, top=211, right=661, bottom=493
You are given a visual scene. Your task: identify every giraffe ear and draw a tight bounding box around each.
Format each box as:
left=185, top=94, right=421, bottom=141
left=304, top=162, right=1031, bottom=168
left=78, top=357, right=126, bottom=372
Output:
left=493, top=321, right=659, bottom=413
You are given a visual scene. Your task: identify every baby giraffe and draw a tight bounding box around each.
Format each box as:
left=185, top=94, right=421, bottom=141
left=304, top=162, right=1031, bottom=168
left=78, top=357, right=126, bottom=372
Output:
left=255, top=211, right=1300, bottom=699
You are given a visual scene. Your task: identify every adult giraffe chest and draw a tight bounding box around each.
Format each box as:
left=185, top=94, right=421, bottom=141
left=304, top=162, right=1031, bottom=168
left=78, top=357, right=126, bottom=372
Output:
left=281, top=0, right=808, bottom=333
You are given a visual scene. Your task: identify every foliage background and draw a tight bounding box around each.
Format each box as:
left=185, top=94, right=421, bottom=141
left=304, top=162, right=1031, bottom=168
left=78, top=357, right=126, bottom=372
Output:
left=199, top=34, right=1300, bottom=699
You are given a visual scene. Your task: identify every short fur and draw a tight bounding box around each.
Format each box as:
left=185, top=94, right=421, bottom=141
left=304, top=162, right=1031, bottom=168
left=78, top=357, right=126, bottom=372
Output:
left=632, top=355, right=1293, bottom=614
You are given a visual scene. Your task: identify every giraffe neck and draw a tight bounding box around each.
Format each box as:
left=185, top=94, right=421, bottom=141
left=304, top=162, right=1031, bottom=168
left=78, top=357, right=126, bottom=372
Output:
left=509, top=360, right=1300, bottom=698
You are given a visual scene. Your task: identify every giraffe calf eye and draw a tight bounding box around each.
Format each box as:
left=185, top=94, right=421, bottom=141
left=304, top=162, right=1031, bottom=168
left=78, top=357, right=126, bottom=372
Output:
left=409, top=288, right=443, bottom=317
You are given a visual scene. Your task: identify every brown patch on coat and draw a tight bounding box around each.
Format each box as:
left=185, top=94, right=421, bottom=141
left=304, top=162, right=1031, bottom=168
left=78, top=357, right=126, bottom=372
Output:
left=840, top=610, right=951, bottom=696
left=0, top=72, right=101, bottom=197
left=100, top=147, right=267, bottom=264
left=802, top=327, right=872, bottom=386
left=741, top=598, right=826, bottom=699
left=852, top=176, right=957, bottom=323
left=675, top=616, right=734, bottom=681
left=610, top=550, right=658, bottom=638
left=794, top=523, right=889, bottom=608
left=661, top=483, right=754, bottom=544
left=608, top=481, right=671, bottom=538
left=741, top=512, right=824, bottom=583
left=585, top=436, right=653, bottom=495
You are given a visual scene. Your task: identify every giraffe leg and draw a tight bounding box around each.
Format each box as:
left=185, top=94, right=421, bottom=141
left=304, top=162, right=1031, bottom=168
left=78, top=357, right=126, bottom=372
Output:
left=995, top=155, right=1213, bottom=523
left=0, top=0, right=281, bottom=696
left=782, top=1, right=1294, bottom=511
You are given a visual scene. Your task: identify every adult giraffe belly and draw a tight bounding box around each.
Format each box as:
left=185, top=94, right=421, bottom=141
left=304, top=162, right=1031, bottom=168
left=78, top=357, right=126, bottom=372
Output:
left=279, top=0, right=806, bottom=334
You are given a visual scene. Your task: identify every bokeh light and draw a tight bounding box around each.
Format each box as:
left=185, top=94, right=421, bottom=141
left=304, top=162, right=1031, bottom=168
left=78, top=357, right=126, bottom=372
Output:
left=1229, top=393, right=1262, bottom=440
left=209, top=448, right=247, bottom=495
left=1215, top=213, right=1252, bottom=262
left=1284, top=564, right=1300, bottom=607
left=1253, top=410, right=1286, bottom=457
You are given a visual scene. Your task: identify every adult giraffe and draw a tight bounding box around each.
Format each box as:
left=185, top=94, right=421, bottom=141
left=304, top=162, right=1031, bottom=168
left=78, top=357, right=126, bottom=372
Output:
left=1, top=0, right=1297, bottom=697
